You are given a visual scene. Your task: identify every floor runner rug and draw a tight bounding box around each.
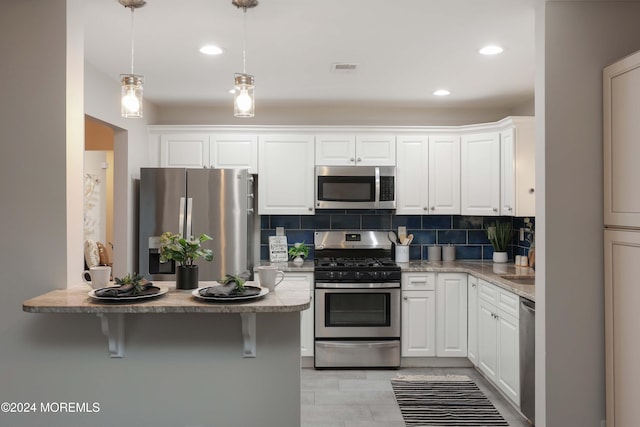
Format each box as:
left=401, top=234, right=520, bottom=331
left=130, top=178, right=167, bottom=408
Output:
left=391, top=375, right=509, bottom=426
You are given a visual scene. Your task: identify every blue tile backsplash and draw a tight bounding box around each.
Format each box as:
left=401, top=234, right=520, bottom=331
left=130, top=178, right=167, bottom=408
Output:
left=260, top=211, right=535, bottom=262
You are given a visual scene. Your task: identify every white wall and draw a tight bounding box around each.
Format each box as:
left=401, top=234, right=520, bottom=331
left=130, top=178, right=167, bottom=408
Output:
left=84, top=61, right=158, bottom=277
left=541, top=1, right=640, bottom=426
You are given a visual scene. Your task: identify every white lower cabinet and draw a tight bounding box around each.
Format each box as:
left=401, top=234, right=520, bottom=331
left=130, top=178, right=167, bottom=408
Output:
left=401, top=272, right=467, bottom=358
left=281, top=272, right=314, bottom=357
left=467, top=275, right=479, bottom=366
left=401, top=273, right=436, bottom=357
left=477, top=279, right=520, bottom=406
left=402, top=290, right=436, bottom=357
left=436, top=273, right=468, bottom=357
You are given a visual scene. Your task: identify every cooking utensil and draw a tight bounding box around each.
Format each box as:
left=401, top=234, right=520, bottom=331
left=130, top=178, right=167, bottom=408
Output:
left=388, top=231, right=399, bottom=244
left=405, top=234, right=414, bottom=245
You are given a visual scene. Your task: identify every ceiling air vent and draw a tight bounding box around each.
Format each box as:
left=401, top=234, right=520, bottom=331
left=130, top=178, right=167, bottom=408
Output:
left=332, top=63, right=358, bottom=72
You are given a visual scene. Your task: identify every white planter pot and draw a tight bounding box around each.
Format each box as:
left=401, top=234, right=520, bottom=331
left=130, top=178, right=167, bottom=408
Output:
left=493, top=251, right=508, bottom=263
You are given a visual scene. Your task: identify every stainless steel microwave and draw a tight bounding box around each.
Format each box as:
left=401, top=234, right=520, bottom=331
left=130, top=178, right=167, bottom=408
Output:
left=315, top=165, right=396, bottom=209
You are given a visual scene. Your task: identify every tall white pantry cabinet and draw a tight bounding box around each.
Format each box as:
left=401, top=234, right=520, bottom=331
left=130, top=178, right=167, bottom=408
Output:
left=604, top=49, right=640, bottom=427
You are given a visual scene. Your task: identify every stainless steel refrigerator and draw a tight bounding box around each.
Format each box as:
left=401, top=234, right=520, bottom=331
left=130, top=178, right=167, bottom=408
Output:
left=138, top=168, right=255, bottom=281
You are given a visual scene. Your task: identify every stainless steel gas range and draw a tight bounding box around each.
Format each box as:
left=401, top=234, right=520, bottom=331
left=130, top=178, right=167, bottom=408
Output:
left=314, top=230, right=401, bottom=368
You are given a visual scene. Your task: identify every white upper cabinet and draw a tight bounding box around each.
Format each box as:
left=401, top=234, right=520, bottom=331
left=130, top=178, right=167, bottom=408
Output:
left=500, top=118, right=535, bottom=217
left=429, top=135, right=461, bottom=215
left=315, top=134, right=356, bottom=165
left=160, top=134, right=210, bottom=168
left=604, top=50, right=640, bottom=227
left=396, top=135, right=429, bottom=214
left=356, top=135, right=396, bottom=165
left=316, top=134, right=395, bottom=165
left=157, top=132, right=257, bottom=172
left=258, top=134, right=315, bottom=215
left=396, top=135, right=460, bottom=215
left=461, top=132, right=501, bottom=216
left=209, top=134, right=258, bottom=174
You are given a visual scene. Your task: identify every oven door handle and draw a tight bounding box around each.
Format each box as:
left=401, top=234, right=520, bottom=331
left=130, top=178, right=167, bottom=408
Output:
left=316, top=341, right=399, bottom=349
left=315, top=282, right=400, bottom=289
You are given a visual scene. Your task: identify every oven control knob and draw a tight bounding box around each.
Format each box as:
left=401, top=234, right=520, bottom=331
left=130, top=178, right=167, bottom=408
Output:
left=369, top=271, right=380, bottom=279
left=328, top=271, right=335, bottom=279
left=354, top=271, right=363, bottom=280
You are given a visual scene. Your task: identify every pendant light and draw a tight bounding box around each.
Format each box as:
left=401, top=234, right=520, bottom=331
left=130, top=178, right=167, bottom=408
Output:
left=119, top=0, right=146, bottom=118
left=232, top=0, right=258, bottom=118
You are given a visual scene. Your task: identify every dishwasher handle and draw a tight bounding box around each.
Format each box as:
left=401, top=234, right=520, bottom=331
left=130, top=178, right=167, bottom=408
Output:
left=521, top=299, right=535, bottom=314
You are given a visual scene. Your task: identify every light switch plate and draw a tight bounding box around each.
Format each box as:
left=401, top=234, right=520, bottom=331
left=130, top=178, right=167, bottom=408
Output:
left=276, top=227, right=285, bottom=236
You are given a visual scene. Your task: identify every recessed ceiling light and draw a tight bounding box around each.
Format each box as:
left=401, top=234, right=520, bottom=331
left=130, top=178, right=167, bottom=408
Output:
left=479, top=45, right=504, bottom=55
left=199, top=45, right=223, bottom=55
left=433, top=89, right=451, bottom=96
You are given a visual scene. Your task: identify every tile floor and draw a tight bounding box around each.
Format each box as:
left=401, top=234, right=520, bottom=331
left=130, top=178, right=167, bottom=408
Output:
left=301, top=367, right=532, bottom=427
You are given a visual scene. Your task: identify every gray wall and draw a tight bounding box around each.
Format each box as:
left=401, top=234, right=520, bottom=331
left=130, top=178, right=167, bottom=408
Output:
left=155, top=103, right=515, bottom=127
left=0, top=3, right=301, bottom=427
left=541, top=1, right=640, bottom=426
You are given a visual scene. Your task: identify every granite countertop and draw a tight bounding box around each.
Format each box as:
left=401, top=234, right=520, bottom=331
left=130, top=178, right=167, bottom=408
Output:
left=255, top=260, right=315, bottom=272
left=399, top=260, right=536, bottom=301
left=23, top=280, right=311, bottom=314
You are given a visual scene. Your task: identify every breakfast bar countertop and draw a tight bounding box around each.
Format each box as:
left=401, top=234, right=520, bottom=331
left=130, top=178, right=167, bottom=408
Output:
left=22, top=280, right=311, bottom=314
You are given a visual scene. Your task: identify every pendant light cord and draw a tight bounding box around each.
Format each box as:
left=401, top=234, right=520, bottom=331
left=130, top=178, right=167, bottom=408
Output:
left=129, top=7, right=135, bottom=75
left=242, top=7, right=247, bottom=74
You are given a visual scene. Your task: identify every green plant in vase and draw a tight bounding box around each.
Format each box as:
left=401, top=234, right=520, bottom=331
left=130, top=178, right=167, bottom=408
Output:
left=485, top=221, right=512, bottom=263
left=288, top=242, right=309, bottom=265
left=160, top=232, right=214, bottom=289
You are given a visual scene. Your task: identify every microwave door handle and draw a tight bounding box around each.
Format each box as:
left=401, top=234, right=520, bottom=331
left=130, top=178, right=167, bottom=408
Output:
left=374, top=166, right=381, bottom=208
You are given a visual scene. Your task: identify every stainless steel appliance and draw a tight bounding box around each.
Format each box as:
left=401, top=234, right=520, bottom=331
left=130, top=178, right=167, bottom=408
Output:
left=138, top=168, right=255, bottom=281
left=314, top=230, right=401, bottom=368
left=520, top=298, right=535, bottom=424
left=315, top=166, right=396, bottom=209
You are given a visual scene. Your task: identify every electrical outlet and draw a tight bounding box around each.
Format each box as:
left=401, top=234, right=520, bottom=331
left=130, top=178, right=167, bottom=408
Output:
left=275, top=227, right=285, bottom=236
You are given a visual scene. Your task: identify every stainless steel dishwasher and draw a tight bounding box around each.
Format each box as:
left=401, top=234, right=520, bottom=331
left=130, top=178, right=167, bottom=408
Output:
left=520, top=298, right=535, bottom=424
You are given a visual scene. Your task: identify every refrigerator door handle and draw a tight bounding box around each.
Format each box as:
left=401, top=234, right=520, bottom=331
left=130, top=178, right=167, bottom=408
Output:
left=178, top=197, right=186, bottom=237
left=185, top=197, right=193, bottom=238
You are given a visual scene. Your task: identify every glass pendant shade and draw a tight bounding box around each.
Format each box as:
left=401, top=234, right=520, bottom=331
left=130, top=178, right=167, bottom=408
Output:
left=234, top=73, right=255, bottom=118
left=120, top=74, right=143, bottom=118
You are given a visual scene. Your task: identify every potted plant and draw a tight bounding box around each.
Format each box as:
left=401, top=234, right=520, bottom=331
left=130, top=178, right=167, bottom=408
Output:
left=485, top=221, right=512, bottom=263
left=160, top=232, right=214, bottom=289
left=288, top=242, right=309, bottom=265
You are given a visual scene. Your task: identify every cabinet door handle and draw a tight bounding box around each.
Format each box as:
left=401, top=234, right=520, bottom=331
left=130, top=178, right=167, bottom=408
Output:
left=493, top=207, right=498, bottom=212
left=350, top=157, right=355, bottom=162
left=403, top=296, right=408, bottom=301
left=308, top=207, right=313, bottom=211
left=423, top=207, right=428, bottom=211
left=357, top=157, right=362, bottom=162
left=430, top=206, right=435, bottom=211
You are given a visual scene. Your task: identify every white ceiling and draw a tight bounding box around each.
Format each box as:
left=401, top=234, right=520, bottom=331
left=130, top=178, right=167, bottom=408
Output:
left=84, top=0, right=536, bottom=110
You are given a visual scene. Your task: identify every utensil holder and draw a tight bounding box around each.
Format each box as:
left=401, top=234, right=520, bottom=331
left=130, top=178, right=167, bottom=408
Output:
left=395, top=245, right=409, bottom=263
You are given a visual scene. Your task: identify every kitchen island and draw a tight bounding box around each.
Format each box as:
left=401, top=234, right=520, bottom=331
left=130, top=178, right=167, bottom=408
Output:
left=21, top=281, right=310, bottom=427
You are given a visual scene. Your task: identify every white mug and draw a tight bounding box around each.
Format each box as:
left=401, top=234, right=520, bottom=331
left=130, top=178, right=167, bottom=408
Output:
left=257, top=266, right=285, bottom=291
left=82, top=266, right=111, bottom=289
